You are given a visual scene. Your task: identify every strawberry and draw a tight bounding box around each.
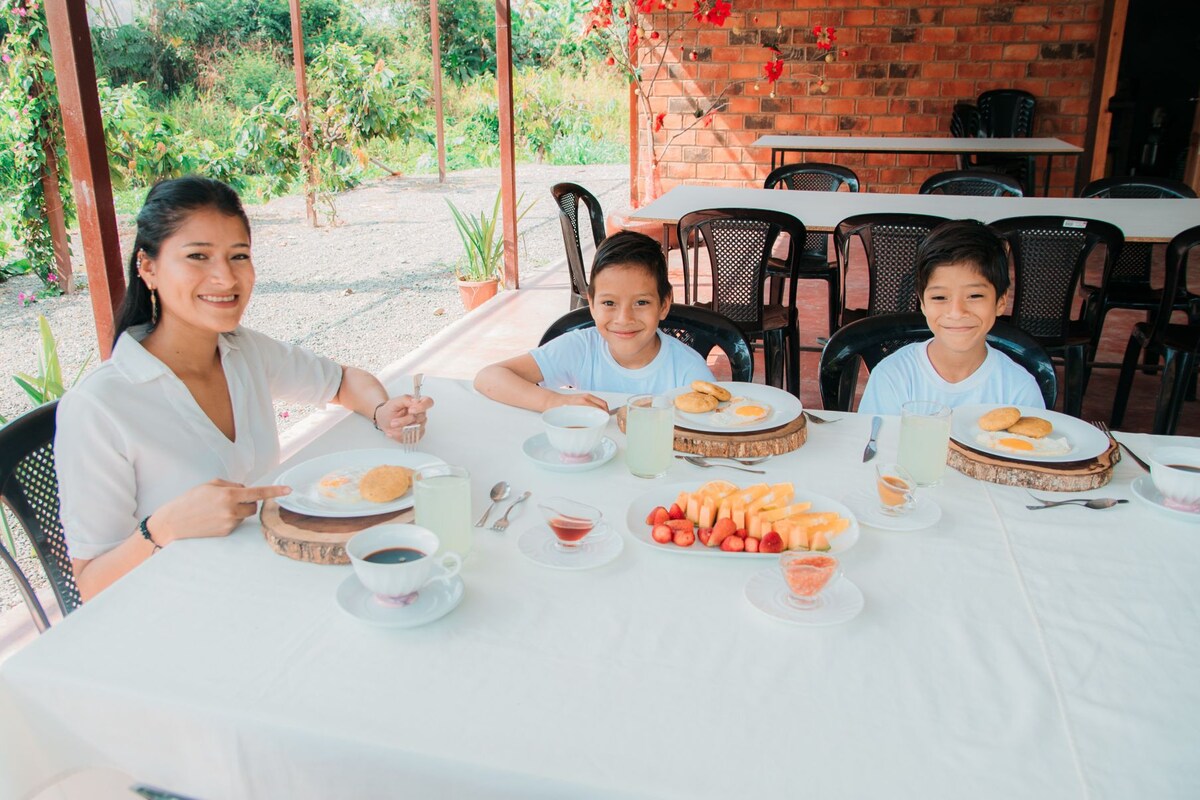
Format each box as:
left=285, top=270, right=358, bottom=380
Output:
left=736, top=528, right=751, bottom=540
left=720, top=535, right=745, bottom=552
left=652, top=507, right=671, bottom=526
left=760, top=531, right=784, bottom=554
left=651, top=524, right=673, bottom=544
left=697, top=527, right=712, bottom=546
left=709, top=517, right=738, bottom=548
left=744, top=536, right=760, bottom=553
left=673, top=528, right=696, bottom=547
left=645, top=507, right=658, bottom=525
left=665, top=519, right=695, bottom=532
left=668, top=503, right=685, bottom=520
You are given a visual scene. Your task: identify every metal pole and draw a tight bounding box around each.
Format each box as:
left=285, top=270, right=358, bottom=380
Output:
left=495, top=0, right=518, bottom=288
left=288, top=0, right=318, bottom=226
left=431, top=0, right=447, bottom=183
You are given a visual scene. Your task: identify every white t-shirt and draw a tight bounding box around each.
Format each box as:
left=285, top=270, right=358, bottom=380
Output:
left=532, top=328, right=715, bottom=394
left=857, top=340, right=1045, bottom=416
left=55, top=325, right=343, bottom=559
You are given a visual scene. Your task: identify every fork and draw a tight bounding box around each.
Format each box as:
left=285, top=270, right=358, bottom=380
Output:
left=491, top=490, right=531, bottom=533
left=803, top=410, right=841, bottom=425
left=400, top=373, right=424, bottom=453
left=676, top=455, right=766, bottom=474
left=1091, top=420, right=1149, bottom=472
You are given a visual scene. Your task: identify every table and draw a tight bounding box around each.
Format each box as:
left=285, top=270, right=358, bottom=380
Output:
left=753, top=135, right=1085, bottom=196
left=3, top=377, right=1198, bottom=799
left=631, top=185, right=1200, bottom=244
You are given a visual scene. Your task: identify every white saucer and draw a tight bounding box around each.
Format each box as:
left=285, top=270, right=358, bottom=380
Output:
left=522, top=434, right=618, bottom=472
left=744, top=569, right=864, bottom=626
left=517, top=523, right=624, bottom=570
left=1130, top=475, right=1200, bottom=523
left=335, top=573, right=464, bottom=627
left=848, top=491, right=942, bottom=531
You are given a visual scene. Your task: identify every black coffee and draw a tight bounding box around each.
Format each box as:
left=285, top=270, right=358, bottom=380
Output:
left=364, top=547, right=425, bottom=564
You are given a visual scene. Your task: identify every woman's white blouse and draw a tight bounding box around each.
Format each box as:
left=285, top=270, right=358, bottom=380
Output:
left=55, top=325, right=343, bottom=560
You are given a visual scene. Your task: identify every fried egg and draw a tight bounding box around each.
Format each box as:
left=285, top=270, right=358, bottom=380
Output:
left=315, top=468, right=367, bottom=504
left=709, top=397, right=773, bottom=427
left=974, top=431, right=1072, bottom=457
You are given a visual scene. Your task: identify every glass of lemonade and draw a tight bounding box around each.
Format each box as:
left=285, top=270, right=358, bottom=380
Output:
left=898, top=401, right=952, bottom=487
left=625, top=394, right=674, bottom=478
left=413, top=465, right=472, bottom=558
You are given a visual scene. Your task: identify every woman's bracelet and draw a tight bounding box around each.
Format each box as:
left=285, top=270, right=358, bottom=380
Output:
left=372, top=400, right=389, bottom=431
left=138, top=516, right=162, bottom=552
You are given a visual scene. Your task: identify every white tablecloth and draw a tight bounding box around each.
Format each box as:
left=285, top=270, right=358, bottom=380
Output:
left=2, top=377, right=1197, bottom=799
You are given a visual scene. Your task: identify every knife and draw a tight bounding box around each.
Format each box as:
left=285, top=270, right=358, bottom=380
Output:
left=862, top=416, right=882, bottom=463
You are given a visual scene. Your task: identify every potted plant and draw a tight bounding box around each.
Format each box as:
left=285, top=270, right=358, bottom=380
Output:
left=446, top=190, right=533, bottom=311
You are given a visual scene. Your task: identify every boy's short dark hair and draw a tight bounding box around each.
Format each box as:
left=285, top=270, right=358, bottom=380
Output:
left=915, top=219, right=1010, bottom=299
left=589, top=230, right=673, bottom=302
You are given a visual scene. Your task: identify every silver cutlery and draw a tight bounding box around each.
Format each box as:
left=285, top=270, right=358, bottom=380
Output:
left=676, top=455, right=766, bottom=474
left=1025, top=497, right=1128, bottom=510
left=475, top=481, right=510, bottom=527
left=400, top=373, right=424, bottom=453
left=491, top=490, right=531, bottom=533
left=675, top=454, right=770, bottom=465
left=1091, top=420, right=1150, bottom=472
left=862, top=416, right=882, bottom=463
left=803, top=410, right=840, bottom=425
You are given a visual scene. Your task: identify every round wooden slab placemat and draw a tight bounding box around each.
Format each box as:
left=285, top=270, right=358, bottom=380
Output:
left=947, top=437, right=1120, bottom=492
left=260, top=499, right=414, bottom=565
left=616, top=407, right=807, bottom=458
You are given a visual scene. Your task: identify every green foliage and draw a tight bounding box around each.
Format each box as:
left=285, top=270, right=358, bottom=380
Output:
left=214, top=47, right=292, bottom=110
left=91, top=23, right=194, bottom=100
left=11, top=315, right=91, bottom=407
left=513, top=0, right=605, bottom=71
left=446, top=190, right=534, bottom=282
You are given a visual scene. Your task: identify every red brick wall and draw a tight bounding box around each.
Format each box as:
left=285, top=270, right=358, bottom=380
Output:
left=642, top=0, right=1103, bottom=196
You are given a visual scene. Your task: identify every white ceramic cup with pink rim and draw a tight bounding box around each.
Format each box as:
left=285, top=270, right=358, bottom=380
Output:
left=541, top=405, right=609, bottom=460
left=1146, top=445, right=1200, bottom=513
left=345, top=524, right=462, bottom=604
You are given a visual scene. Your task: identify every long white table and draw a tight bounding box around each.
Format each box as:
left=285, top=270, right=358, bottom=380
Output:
left=2, top=377, right=1198, bottom=799
left=753, top=135, right=1084, bottom=196
left=630, top=185, right=1200, bottom=243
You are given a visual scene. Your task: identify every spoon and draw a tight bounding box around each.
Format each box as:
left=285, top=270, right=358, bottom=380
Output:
left=677, top=455, right=766, bottom=474
left=1025, top=497, right=1128, bottom=510
left=474, top=481, right=510, bottom=527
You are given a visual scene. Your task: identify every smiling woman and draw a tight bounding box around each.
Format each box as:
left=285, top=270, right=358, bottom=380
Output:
left=52, top=176, right=436, bottom=602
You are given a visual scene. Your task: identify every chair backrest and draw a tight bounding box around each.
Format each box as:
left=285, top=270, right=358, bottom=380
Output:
left=818, top=312, right=1058, bottom=412
left=977, top=89, right=1036, bottom=138
left=0, top=401, right=80, bottom=621
left=538, top=304, right=755, bottom=382
left=1144, top=225, right=1200, bottom=350
left=1080, top=177, right=1197, bottom=287
left=991, top=215, right=1124, bottom=340
left=834, top=213, right=948, bottom=321
left=919, top=170, right=1024, bottom=197
left=677, top=208, right=806, bottom=333
left=764, top=163, right=859, bottom=257
left=551, top=183, right=607, bottom=310
left=949, top=102, right=981, bottom=138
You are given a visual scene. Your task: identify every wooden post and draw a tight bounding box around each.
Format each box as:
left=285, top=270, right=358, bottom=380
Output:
left=288, top=0, right=318, bottom=226
left=430, top=0, right=447, bottom=183
left=43, top=0, right=125, bottom=358
left=495, top=0, right=518, bottom=288
left=39, top=134, right=73, bottom=293
left=1085, top=0, right=1130, bottom=184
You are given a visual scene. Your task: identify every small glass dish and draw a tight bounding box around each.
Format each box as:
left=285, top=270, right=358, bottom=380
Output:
left=538, top=497, right=603, bottom=552
left=778, top=552, right=841, bottom=610
left=874, top=462, right=917, bottom=517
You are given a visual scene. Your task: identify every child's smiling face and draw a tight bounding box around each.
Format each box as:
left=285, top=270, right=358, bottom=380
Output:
left=589, top=263, right=671, bottom=370
left=920, top=261, right=1005, bottom=357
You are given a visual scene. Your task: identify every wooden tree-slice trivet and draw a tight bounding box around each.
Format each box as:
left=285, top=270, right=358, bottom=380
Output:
left=260, top=499, right=414, bottom=565
left=616, top=408, right=807, bottom=459
left=947, top=436, right=1120, bottom=492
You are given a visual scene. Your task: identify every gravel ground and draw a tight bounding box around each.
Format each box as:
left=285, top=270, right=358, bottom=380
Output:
left=0, top=162, right=631, bottom=615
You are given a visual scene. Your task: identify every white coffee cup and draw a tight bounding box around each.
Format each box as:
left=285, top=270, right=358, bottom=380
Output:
left=541, top=405, right=609, bottom=457
left=345, top=524, right=462, bottom=601
left=1147, top=445, right=1200, bottom=513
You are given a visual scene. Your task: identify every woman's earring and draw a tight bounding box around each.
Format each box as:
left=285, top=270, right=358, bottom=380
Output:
left=150, top=288, right=158, bottom=325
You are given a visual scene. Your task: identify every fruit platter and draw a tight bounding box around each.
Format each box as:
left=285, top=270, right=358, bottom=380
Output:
left=624, top=480, right=859, bottom=558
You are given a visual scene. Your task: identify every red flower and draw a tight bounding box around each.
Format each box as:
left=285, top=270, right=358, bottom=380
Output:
left=629, top=26, right=639, bottom=48
left=692, top=1, right=704, bottom=22
left=654, top=112, right=666, bottom=132
left=812, top=25, right=822, bottom=36
left=763, top=58, right=783, bottom=83
left=706, top=0, right=731, bottom=26
left=636, top=0, right=660, bottom=12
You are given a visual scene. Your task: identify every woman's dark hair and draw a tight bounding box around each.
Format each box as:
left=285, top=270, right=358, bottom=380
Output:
left=588, top=230, right=672, bottom=302
left=915, top=219, right=1010, bottom=299
left=112, top=176, right=251, bottom=346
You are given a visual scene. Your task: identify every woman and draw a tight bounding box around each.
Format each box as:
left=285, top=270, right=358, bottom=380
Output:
left=55, top=176, right=433, bottom=600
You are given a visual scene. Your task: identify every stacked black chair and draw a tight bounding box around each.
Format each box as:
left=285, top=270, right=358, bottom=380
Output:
left=551, top=183, right=607, bottom=310
left=833, top=213, right=948, bottom=329
left=919, top=170, right=1024, bottom=197
left=1111, top=225, right=1200, bottom=435
left=991, top=215, right=1124, bottom=418
left=677, top=209, right=804, bottom=393
left=949, top=102, right=982, bottom=170
left=763, top=163, right=860, bottom=340
left=539, top=304, right=755, bottom=383
left=976, top=89, right=1037, bottom=193
left=818, top=313, right=1058, bottom=412
left=0, top=401, right=79, bottom=633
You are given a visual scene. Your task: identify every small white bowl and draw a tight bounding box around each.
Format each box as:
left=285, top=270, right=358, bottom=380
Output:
left=541, top=406, right=609, bottom=459
left=1147, top=445, right=1200, bottom=513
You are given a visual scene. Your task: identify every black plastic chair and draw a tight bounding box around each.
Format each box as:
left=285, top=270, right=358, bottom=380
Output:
left=976, top=89, right=1037, bottom=193
left=0, top=401, right=79, bottom=633
left=677, top=208, right=804, bottom=393
left=991, top=215, right=1124, bottom=418
left=818, top=313, right=1057, bottom=413
left=833, top=213, right=948, bottom=329
left=551, top=183, right=607, bottom=311
left=1111, top=225, right=1200, bottom=434
left=919, top=170, right=1024, bottom=197
left=539, top=304, right=754, bottom=383
left=949, top=102, right=982, bottom=170
left=763, top=163, right=860, bottom=339
left=1079, top=177, right=1199, bottom=351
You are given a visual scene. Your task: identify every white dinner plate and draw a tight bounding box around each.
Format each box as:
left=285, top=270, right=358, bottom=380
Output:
left=665, top=381, right=802, bottom=434
left=847, top=491, right=942, bottom=532
left=949, top=404, right=1111, bottom=464
left=624, top=480, right=859, bottom=558
left=275, top=448, right=445, bottom=518
left=1130, top=475, right=1200, bottom=523
left=744, top=569, right=864, bottom=626
left=522, top=433, right=618, bottom=472
left=335, top=573, right=464, bottom=628
left=517, top=523, right=624, bottom=570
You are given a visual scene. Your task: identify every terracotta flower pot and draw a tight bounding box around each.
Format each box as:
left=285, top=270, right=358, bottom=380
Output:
left=456, top=278, right=499, bottom=311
